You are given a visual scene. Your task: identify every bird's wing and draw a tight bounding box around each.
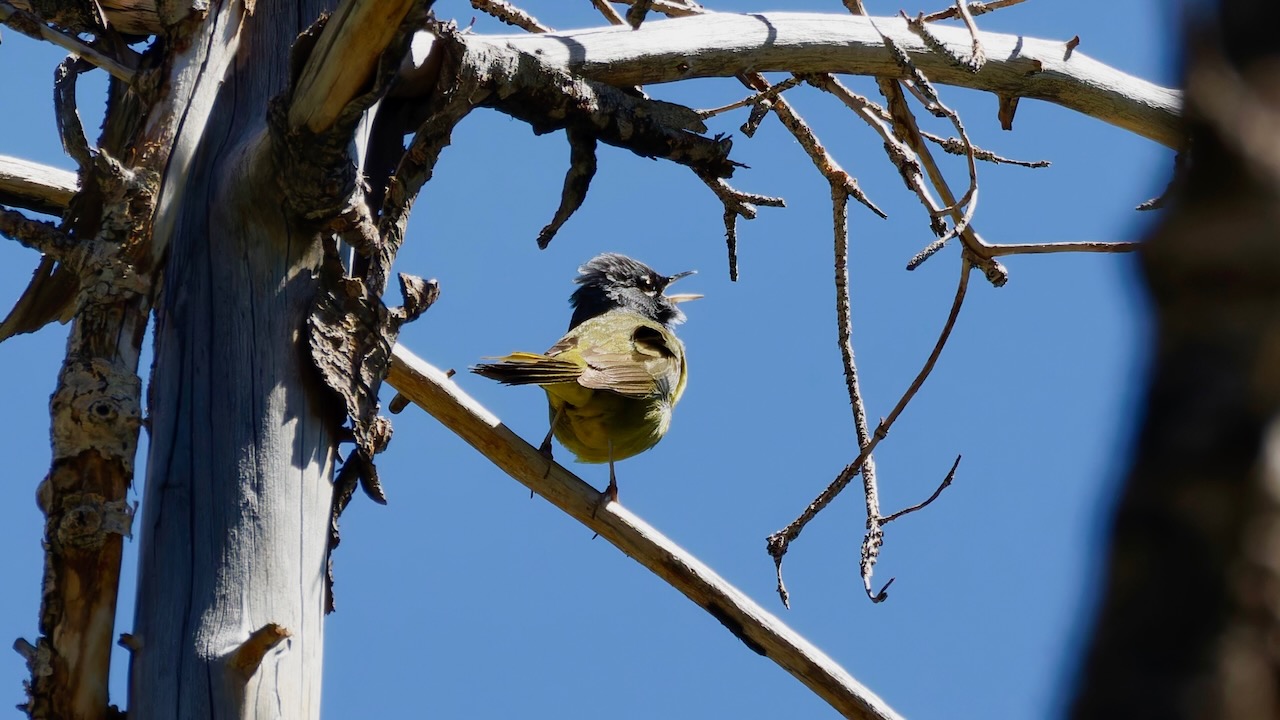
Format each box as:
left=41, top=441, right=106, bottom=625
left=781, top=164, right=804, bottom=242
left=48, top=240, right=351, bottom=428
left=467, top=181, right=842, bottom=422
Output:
left=470, top=351, right=583, bottom=386
left=577, top=324, right=684, bottom=400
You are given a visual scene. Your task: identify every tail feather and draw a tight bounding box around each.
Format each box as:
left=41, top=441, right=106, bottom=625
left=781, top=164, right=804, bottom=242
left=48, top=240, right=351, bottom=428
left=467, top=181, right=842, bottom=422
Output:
left=471, top=352, right=583, bottom=386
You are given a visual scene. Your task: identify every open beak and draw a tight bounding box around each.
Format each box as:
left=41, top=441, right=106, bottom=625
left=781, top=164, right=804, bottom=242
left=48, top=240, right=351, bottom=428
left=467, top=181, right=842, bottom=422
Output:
left=664, top=270, right=702, bottom=303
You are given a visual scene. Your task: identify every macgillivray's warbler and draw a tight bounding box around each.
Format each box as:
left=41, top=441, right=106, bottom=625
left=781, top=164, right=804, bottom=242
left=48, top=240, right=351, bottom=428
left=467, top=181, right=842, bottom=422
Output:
left=471, top=253, right=700, bottom=504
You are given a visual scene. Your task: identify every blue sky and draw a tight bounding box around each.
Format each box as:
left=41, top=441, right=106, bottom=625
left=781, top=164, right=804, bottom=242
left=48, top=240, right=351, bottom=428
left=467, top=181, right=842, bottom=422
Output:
left=0, top=1, right=1175, bottom=717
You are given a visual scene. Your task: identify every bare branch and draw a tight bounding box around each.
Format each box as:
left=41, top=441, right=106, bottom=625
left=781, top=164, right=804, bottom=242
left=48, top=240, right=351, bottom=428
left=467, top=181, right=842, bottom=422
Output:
left=882, top=455, right=961, bottom=524
left=0, top=0, right=134, bottom=82
left=0, top=155, right=77, bottom=215
left=484, top=13, right=1182, bottom=148
left=470, top=0, right=550, bottom=32
left=386, top=345, right=905, bottom=720
left=827, top=181, right=890, bottom=604
left=870, top=55, right=1002, bottom=282
left=608, top=0, right=699, bottom=18
left=54, top=56, right=93, bottom=171
left=952, top=0, right=986, bottom=71
left=288, top=0, right=420, bottom=133
left=699, top=176, right=785, bottom=281
left=806, top=73, right=944, bottom=233
left=985, top=240, right=1140, bottom=256
left=904, top=10, right=982, bottom=73
left=589, top=0, right=625, bottom=25
left=922, top=0, right=1027, bottom=23
left=697, top=76, right=803, bottom=120
left=921, top=131, right=1050, bottom=167
left=769, top=257, right=973, bottom=603
left=0, top=206, right=76, bottom=259
left=740, top=74, right=886, bottom=218
left=468, top=40, right=738, bottom=179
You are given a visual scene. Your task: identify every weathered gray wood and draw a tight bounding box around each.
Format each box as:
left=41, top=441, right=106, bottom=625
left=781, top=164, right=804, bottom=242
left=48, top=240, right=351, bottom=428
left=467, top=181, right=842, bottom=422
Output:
left=128, top=2, right=336, bottom=718
left=0, top=154, right=76, bottom=215
left=477, top=12, right=1182, bottom=147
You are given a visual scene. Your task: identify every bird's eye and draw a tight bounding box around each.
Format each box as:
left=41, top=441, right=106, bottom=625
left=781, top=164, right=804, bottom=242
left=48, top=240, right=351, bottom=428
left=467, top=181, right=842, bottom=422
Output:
left=640, top=274, right=658, bottom=296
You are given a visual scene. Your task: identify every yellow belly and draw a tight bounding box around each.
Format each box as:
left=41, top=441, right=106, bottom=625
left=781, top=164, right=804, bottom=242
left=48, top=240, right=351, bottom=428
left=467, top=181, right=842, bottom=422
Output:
left=544, top=386, right=672, bottom=464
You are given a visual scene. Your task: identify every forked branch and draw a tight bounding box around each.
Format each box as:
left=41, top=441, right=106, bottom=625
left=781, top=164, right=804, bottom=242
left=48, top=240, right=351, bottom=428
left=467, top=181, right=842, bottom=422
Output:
left=769, top=256, right=973, bottom=605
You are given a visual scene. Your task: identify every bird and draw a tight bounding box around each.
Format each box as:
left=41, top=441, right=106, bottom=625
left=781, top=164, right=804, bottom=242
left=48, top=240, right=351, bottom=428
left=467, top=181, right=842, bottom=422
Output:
left=471, top=253, right=700, bottom=505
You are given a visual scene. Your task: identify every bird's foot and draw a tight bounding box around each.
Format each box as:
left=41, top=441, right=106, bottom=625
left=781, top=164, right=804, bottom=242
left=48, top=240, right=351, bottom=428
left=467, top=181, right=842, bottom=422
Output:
left=591, top=477, right=618, bottom=520
left=536, top=439, right=555, bottom=495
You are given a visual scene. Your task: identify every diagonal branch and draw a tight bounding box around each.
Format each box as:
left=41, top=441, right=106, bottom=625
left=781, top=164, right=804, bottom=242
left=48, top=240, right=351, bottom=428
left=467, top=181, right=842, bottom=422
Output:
left=288, top=0, right=421, bottom=134
left=739, top=72, right=885, bottom=218
left=470, top=0, right=550, bottom=32
left=386, top=345, right=904, bottom=720
left=0, top=0, right=134, bottom=82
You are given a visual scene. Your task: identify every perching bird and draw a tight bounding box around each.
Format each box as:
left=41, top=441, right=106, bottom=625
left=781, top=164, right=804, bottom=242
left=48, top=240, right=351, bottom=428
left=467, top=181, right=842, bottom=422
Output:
left=471, top=253, right=700, bottom=503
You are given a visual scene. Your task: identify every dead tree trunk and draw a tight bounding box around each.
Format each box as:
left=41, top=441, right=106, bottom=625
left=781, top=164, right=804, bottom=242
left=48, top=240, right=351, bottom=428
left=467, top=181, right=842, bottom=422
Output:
left=126, top=3, right=337, bottom=716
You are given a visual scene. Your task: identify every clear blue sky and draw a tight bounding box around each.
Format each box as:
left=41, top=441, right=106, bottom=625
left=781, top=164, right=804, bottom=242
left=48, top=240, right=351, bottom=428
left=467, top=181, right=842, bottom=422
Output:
left=0, top=1, right=1175, bottom=717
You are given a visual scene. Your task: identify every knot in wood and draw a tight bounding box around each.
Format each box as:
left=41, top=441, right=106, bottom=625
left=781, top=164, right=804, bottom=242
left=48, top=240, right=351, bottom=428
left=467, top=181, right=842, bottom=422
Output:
left=56, top=495, right=133, bottom=549
left=51, top=360, right=143, bottom=465
left=57, top=494, right=103, bottom=548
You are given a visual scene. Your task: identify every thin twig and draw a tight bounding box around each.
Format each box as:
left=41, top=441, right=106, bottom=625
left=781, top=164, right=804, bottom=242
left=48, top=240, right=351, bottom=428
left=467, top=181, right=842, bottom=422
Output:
left=985, top=241, right=1140, bottom=256
left=872, top=44, right=1004, bottom=282
left=903, top=11, right=981, bottom=73
left=879, top=28, right=978, bottom=217
left=952, top=0, right=986, bottom=72
left=837, top=5, right=998, bottom=281
left=697, top=76, right=803, bottom=120
left=740, top=74, right=886, bottom=218
left=608, top=0, right=700, bottom=18
left=700, top=175, right=785, bottom=281
left=589, top=0, right=626, bottom=25
left=921, top=131, right=1050, bottom=168
left=469, top=0, right=551, bottom=32
left=922, top=0, right=1027, bottom=22
left=881, top=455, right=961, bottom=524
left=0, top=0, right=134, bottom=82
left=768, top=256, right=973, bottom=604
left=828, top=181, right=890, bottom=605
left=807, top=74, right=944, bottom=234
